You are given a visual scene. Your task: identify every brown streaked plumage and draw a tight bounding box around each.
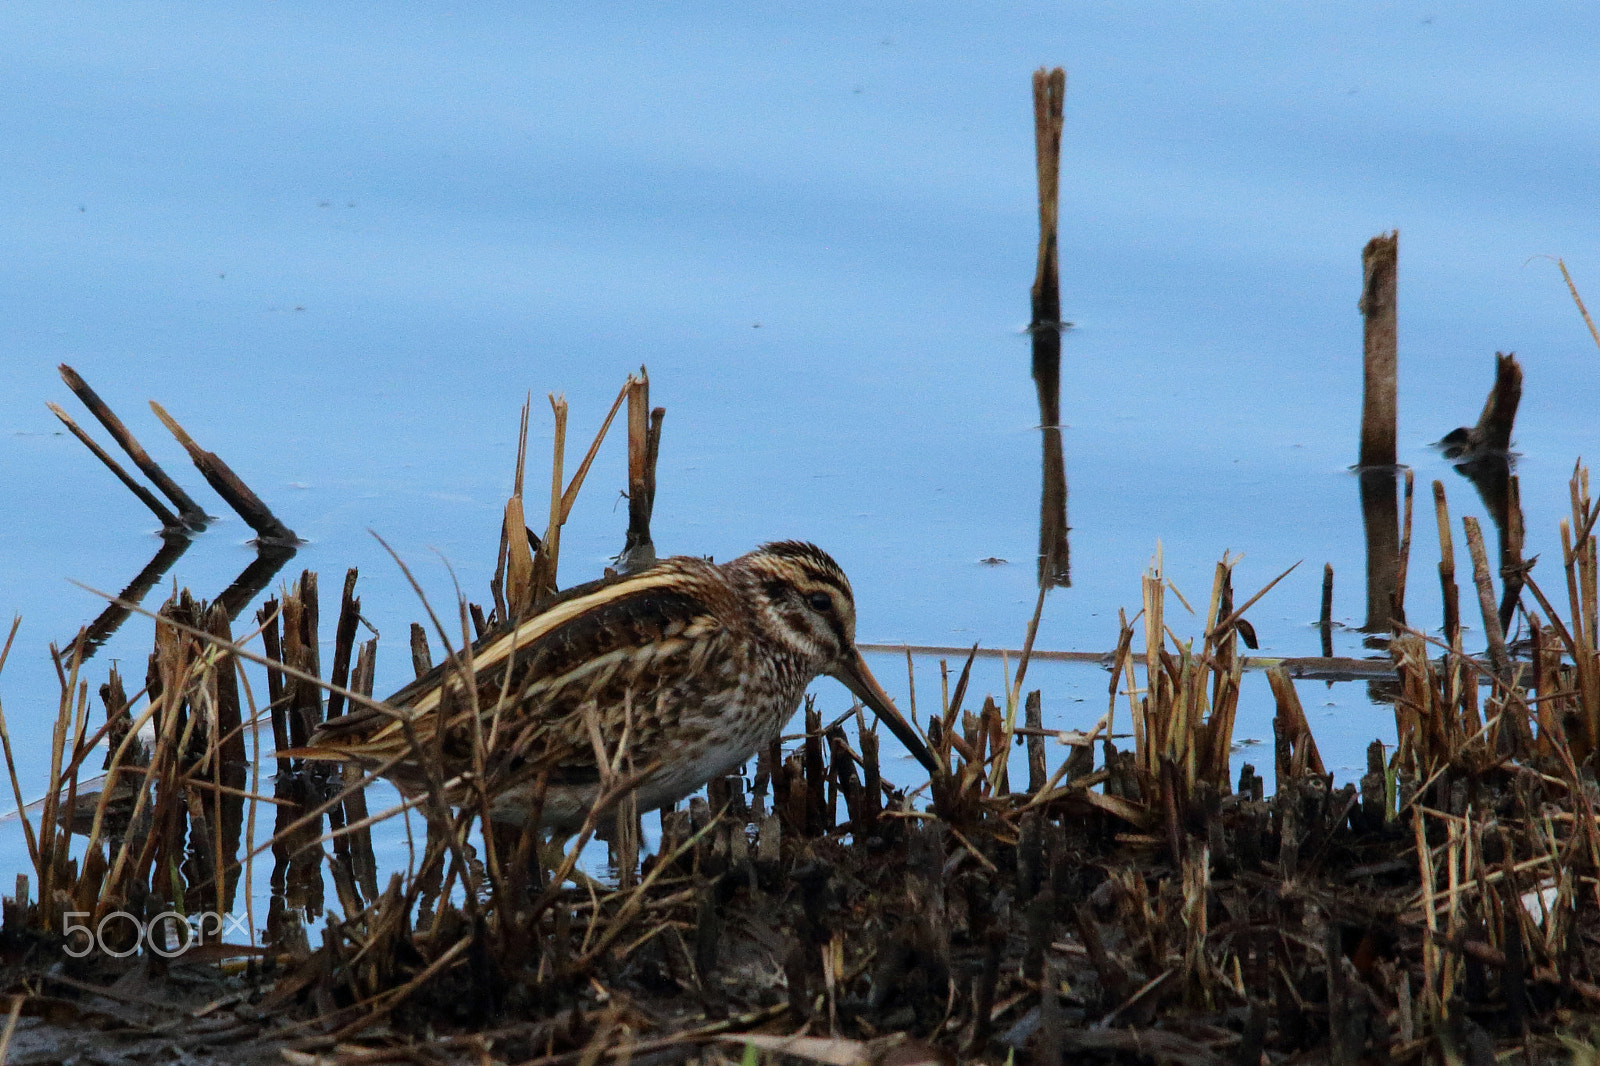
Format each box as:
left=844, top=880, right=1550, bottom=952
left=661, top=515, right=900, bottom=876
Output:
left=309, top=541, right=937, bottom=831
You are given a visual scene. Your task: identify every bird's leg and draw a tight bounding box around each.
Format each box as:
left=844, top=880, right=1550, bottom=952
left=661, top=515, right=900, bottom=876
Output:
left=540, top=833, right=609, bottom=893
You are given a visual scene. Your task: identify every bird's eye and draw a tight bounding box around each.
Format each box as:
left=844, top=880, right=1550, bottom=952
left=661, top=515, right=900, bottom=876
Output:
left=807, top=591, right=833, bottom=612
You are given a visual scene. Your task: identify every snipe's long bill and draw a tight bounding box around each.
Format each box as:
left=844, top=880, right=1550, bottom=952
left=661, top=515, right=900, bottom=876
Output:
left=309, top=541, right=937, bottom=831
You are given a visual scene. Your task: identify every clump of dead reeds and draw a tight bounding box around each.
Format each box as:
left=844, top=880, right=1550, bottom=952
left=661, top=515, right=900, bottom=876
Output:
left=17, top=377, right=1600, bottom=1064
left=0, top=589, right=269, bottom=974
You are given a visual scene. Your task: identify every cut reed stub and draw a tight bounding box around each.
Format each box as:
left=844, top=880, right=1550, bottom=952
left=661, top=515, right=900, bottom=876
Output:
left=1439, top=352, right=1522, bottom=460
left=620, top=368, right=663, bottom=575
left=1358, top=231, right=1399, bottom=469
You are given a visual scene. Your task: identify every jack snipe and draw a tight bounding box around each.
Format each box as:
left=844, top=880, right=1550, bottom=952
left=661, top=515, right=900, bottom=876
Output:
left=310, top=541, right=936, bottom=831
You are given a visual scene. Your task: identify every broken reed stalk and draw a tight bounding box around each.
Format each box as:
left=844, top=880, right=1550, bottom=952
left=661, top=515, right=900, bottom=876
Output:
left=1358, top=231, right=1398, bottom=468
left=57, top=364, right=208, bottom=527
left=149, top=401, right=297, bottom=545
left=620, top=367, right=664, bottom=574
left=531, top=396, right=569, bottom=605
left=1394, top=466, right=1413, bottom=625
left=1554, top=464, right=1600, bottom=761
left=1129, top=551, right=1249, bottom=818
left=0, top=622, right=39, bottom=877
left=1471, top=353, right=1522, bottom=453
left=1499, top=473, right=1526, bottom=633
left=1462, top=516, right=1511, bottom=680
left=527, top=382, right=631, bottom=608
left=1434, top=481, right=1462, bottom=650
left=325, top=569, right=378, bottom=905
left=1559, top=257, right=1600, bottom=354
left=409, top=623, right=432, bottom=678
left=36, top=639, right=86, bottom=924
left=47, top=402, right=183, bottom=530
left=503, top=493, right=537, bottom=619
left=1319, top=563, right=1334, bottom=659
left=492, top=394, right=534, bottom=622
left=201, top=602, right=248, bottom=924
left=1030, top=67, right=1070, bottom=589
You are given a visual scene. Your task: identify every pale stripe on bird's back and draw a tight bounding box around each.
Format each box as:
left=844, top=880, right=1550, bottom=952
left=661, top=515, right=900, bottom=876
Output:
left=359, top=567, right=701, bottom=748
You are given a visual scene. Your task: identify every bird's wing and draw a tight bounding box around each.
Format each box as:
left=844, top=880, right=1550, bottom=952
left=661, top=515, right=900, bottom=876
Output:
left=309, top=558, right=744, bottom=781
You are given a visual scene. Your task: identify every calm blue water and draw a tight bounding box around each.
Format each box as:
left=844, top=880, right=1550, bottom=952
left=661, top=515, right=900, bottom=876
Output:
left=3, top=2, right=1600, bottom=908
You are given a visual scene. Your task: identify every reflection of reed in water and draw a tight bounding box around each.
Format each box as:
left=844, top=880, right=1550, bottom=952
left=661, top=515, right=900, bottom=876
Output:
left=66, top=532, right=191, bottom=659
left=1358, top=468, right=1402, bottom=638
left=52, top=363, right=301, bottom=661
left=1453, top=455, right=1525, bottom=634
left=1355, top=231, right=1403, bottom=646
left=64, top=539, right=296, bottom=663
left=1030, top=67, right=1070, bottom=589
left=216, top=545, right=299, bottom=623
left=1443, top=353, right=1525, bottom=634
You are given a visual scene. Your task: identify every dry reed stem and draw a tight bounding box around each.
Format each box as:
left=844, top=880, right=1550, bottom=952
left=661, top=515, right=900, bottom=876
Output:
left=1140, top=550, right=1163, bottom=778
left=1413, top=808, right=1439, bottom=1007
left=149, top=400, right=296, bottom=544
left=513, top=391, right=531, bottom=497
left=47, top=402, right=184, bottom=530
left=57, top=364, right=207, bottom=524
left=38, top=636, right=89, bottom=918
left=0, top=995, right=22, bottom=1066
left=1463, top=516, right=1511, bottom=678
left=489, top=394, right=533, bottom=621
left=0, top=619, right=41, bottom=876
left=1558, top=258, right=1600, bottom=354
left=528, top=382, right=630, bottom=604
left=504, top=496, right=536, bottom=617
left=1031, top=67, right=1065, bottom=304
left=1359, top=231, right=1399, bottom=468
left=533, top=395, right=569, bottom=603
left=239, top=657, right=262, bottom=950
left=1206, top=561, right=1300, bottom=643
left=574, top=811, right=724, bottom=969
left=1395, top=468, right=1414, bottom=621
left=1027, top=86, right=1065, bottom=459
left=1008, top=581, right=1050, bottom=707
left=331, top=932, right=475, bottom=1041
left=621, top=368, right=661, bottom=572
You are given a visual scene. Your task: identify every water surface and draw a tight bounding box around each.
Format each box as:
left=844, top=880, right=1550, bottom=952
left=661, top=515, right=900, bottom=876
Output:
left=3, top=2, right=1599, bottom=893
